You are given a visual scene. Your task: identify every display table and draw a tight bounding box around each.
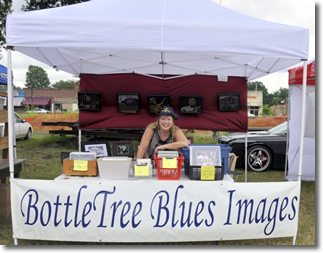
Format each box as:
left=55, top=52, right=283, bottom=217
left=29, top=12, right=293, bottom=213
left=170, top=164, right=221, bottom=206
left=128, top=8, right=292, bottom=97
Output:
left=55, top=170, right=234, bottom=182
left=11, top=171, right=300, bottom=243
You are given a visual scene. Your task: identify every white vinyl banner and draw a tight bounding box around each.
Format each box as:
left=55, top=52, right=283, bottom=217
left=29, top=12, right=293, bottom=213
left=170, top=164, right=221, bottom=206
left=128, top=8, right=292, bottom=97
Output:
left=11, top=179, right=300, bottom=243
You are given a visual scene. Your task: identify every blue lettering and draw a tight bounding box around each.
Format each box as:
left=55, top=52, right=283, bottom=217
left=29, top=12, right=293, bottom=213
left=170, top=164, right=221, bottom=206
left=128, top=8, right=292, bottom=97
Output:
left=194, top=201, right=204, bottom=227
left=64, top=195, right=73, bottom=227
left=132, top=202, right=142, bottom=228
left=20, top=189, right=38, bottom=225
left=53, top=195, right=62, bottom=227
left=40, top=201, right=51, bottom=226
left=279, top=197, right=288, bottom=221
left=82, top=202, right=92, bottom=228
left=120, top=202, right=131, bottom=228
left=236, top=199, right=254, bottom=224
left=255, top=198, right=267, bottom=223
left=288, top=196, right=298, bottom=220
left=150, top=190, right=169, bottom=228
left=93, top=187, right=117, bottom=228
left=74, top=185, right=87, bottom=228
left=224, top=190, right=235, bottom=225
left=264, top=198, right=279, bottom=235
left=172, top=185, right=183, bottom=227
left=179, top=201, right=193, bottom=227
left=205, top=201, right=216, bottom=227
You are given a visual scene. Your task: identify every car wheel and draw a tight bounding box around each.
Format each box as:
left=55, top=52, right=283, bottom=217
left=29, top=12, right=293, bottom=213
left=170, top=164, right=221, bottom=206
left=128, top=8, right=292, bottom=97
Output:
left=247, top=145, right=272, bottom=172
left=25, top=129, right=32, bottom=140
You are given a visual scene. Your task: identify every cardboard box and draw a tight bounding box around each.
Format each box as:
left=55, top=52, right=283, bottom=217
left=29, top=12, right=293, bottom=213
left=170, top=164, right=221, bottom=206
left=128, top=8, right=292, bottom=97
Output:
left=0, top=202, right=11, bottom=218
left=0, top=184, right=13, bottom=218
left=63, top=159, right=98, bottom=177
left=0, top=184, right=10, bottom=204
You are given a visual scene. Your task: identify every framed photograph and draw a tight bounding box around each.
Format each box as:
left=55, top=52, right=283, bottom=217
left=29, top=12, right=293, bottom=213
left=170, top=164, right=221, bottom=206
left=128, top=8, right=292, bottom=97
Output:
left=78, top=92, right=101, bottom=111
left=218, top=93, right=240, bottom=112
left=81, top=141, right=111, bottom=157
left=117, top=93, right=140, bottom=111
left=147, top=95, right=170, bottom=113
left=113, top=141, right=134, bottom=157
left=180, top=95, right=202, bottom=114
left=187, top=137, right=194, bottom=144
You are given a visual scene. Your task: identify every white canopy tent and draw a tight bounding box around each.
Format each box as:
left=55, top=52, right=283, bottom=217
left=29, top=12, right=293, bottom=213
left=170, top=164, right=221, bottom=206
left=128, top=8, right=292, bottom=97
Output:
left=286, top=59, right=315, bottom=181
left=4, top=0, right=310, bottom=244
left=6, top=0, right=308, bottom=79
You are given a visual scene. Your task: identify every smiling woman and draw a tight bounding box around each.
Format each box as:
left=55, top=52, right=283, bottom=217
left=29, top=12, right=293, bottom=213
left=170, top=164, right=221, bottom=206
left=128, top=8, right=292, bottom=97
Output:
left=136, top=106, right=188, bottom=159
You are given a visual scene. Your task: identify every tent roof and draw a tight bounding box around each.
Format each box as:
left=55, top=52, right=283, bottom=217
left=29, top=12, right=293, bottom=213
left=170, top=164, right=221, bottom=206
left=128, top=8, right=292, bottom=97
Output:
left=6, top=0, right=308, bottom=80
left=288, top=58, right=315, bottom=86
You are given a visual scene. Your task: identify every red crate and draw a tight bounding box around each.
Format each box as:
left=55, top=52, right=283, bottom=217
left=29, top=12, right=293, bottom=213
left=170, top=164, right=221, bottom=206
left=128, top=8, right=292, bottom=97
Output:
left=154, top=153, right=185, bottom=180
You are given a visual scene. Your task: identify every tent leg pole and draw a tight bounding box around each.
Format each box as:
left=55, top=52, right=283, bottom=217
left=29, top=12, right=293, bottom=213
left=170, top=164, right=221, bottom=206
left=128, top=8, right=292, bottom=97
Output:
left=78, top=129, right=81, bottom=152
left=14, top=238, right=18, bottom=245
left=297, top=60, right=308, bottom=181
left=7, top=48, right=15, bottom=179
left=293, top=236, right=296, bottom=245
left=245, top=133, right=247, bottom=182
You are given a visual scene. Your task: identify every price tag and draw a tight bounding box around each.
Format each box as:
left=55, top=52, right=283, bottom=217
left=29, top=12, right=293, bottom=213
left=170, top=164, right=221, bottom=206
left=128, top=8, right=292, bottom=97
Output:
left=73, top=160, right=88, bottom=171
left=162, top=158, right=177, bottom=168
left=135, top=165, right=150, bottom=176
left=201, top=166, right=215, bottom=180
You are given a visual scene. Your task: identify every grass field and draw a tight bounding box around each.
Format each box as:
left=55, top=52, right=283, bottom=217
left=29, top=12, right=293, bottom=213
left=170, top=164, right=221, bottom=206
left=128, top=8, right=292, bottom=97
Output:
left=0, top=131, right=315, bottom=245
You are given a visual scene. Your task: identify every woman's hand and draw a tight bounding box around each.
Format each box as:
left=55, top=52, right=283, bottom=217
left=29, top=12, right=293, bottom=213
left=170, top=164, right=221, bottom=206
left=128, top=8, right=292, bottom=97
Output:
left=154, top=145, right=165, bottom=154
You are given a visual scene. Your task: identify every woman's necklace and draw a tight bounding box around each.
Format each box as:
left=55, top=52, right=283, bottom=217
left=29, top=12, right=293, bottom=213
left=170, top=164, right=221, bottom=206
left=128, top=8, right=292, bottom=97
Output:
left=159, top=130, right=170, bottom=136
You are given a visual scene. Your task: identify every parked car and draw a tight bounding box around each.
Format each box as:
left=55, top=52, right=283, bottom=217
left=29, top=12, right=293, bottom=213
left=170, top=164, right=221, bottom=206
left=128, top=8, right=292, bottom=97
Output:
left=0, top=113, right=33, bottom=140
left=248, top=112, right=256, bottom=117
left=26, top=108, right=50, bottom=113
left=217, top=121, right=287, bottom=172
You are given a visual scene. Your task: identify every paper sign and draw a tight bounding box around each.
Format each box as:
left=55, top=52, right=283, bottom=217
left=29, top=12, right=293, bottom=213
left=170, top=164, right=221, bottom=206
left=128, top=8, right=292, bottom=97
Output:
left=135, top=165, right=149, bottom=176
left=73, top=160, right=88, bottom=171
left=201, top=166, right=215, bottom=180
left=162, top=158, right=177, bottom=168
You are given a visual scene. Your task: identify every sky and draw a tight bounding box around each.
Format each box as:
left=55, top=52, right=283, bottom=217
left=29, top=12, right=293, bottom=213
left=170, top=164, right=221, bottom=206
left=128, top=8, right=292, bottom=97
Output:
left=0, top=0, right=316, bottom=93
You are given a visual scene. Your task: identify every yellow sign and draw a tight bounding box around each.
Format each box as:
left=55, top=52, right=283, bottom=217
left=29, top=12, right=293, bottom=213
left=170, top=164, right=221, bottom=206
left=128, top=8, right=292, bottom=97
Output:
left=201, top=166, right=215, bottom=180
left=73, top=160, right=88, bottom=171
left=135, top=165, right=150, bottom=176
left=162, top=158, right=177, bottom=168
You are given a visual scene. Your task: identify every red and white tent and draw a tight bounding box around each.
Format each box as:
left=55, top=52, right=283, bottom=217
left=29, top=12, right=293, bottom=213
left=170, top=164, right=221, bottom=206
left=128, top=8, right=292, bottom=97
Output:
left=286, top=59, right=315, bottom=181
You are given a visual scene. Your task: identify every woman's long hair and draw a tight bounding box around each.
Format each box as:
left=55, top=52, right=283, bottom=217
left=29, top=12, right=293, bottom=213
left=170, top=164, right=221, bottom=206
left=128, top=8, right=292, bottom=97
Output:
left=148, top=116, right=179, bottom=142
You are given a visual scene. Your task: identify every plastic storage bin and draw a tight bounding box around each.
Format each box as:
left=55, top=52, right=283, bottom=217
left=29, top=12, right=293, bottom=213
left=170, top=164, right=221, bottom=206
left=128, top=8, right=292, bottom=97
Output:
left=188, top=164, right=224, bottom=181
left=189, top=145, right=222, bottom=166
left=181, top=144, right=232, bottom=175
left=69, top=152, right=96, bottom=161
left=97, top=157, right=131, bottom=179
left=154, top=153, right=184, bottom=180
left=132, top=158, right=153, bottom=178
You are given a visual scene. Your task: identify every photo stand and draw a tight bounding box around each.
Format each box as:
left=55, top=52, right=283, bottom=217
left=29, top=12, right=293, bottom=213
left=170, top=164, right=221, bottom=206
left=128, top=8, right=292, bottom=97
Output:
left=113, top=141, right=134, bottom=157
left=81, top=141, right=111, bottom=157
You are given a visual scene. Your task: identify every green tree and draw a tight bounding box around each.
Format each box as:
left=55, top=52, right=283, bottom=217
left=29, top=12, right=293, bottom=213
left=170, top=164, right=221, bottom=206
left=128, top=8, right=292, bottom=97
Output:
left=21, top=0, right=89, bottom=11
left=262, top=104, right=274, bottom=116
left=269, top=87, right=289, bottom=107
left=0, top=0, right=13, bottom=59
left=25, top=65, right=50, bottom=88
left=52, top=79, right=78, bottom=89
left=248, top=81, right=269, bottom=97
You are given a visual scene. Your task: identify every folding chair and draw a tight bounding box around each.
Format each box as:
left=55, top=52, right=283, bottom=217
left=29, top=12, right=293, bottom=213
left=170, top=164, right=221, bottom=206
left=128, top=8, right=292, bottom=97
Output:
left=227, top=153, right=243, bottom=182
